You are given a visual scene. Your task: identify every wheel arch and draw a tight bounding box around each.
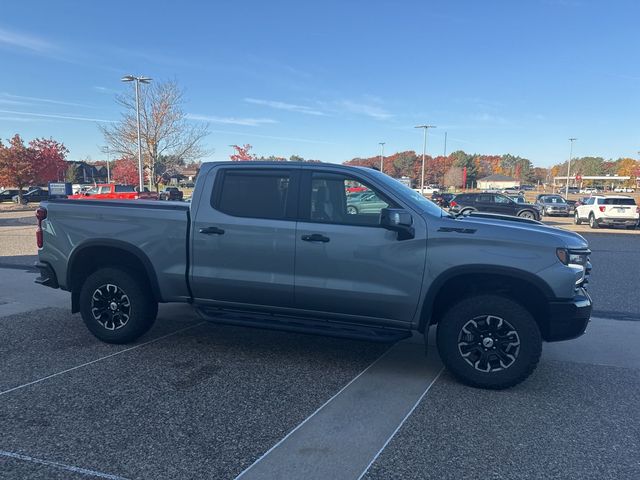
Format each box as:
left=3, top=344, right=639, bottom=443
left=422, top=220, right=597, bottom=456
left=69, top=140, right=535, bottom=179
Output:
left=418, top=266, right=555, bottom=335
left=67, top=239, right=162, bottom=313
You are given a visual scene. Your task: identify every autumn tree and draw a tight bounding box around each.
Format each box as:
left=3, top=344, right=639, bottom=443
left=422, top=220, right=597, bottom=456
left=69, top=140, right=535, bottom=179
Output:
left=0, top=135, right=35, bottom=203
left=0, top=135, right=68, bottom=203
left=230, top=144, right=256, bottom=161
left=111, top=157, right=141, bottom=185
left=100, top=80, right=210, bottom=191
left=30, top=138, right=68, bottom=184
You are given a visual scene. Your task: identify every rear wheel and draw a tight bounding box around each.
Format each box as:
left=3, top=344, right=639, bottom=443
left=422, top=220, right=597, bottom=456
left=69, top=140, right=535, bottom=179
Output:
left=574, top=211, right=582, bottom=225
left=79, top=267, right=157, bottom=344
left=589, top=214, right=599, bottom=229
left=435, top=294, right=542, bottom=389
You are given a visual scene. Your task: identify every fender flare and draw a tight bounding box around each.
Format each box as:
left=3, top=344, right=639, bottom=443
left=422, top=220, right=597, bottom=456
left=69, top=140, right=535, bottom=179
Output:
left=67, top=238, right=163, bottom=302
left=418, top=264, right=556, bottom=331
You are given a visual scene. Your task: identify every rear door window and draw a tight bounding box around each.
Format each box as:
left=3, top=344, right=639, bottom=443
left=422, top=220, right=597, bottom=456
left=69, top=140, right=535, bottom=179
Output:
left=213, top=169, right=292, bottom=220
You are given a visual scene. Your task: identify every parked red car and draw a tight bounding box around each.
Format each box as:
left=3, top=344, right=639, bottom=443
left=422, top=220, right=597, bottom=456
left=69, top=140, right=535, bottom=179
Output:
left=67, top=184, right=158, bottom=200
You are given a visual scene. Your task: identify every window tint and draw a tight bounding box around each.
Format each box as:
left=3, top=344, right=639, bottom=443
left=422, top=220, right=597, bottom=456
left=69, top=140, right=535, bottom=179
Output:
left=87, top=187, right=100, bottom=195
left=99, top=186, right=111, bottom=194
left=477, top=194, right=493, bottom=203
left=217, top=170, right=290, bottom=219
left=309, top=172, right=395, bottom=226
left=115, top=185, right=135, bottom=193
left=602, top=198, right=635, bottom=205
left=494, top=195, right=511, bottom=204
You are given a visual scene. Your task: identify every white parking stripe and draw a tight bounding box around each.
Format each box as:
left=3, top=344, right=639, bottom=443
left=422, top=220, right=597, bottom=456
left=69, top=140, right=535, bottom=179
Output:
left=0, top=450, right=128, bottom=479
left=0, top=322, right=204, bottom=397
left=236, top=338, right=443, bottom=480
left=357, top=368, right=444, bottom=479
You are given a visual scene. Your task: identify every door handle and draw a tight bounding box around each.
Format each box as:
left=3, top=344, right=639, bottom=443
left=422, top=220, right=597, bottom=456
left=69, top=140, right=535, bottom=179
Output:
left=199, top=226, right=225, bottom=235
left=301, top=233, right=330, bottom=243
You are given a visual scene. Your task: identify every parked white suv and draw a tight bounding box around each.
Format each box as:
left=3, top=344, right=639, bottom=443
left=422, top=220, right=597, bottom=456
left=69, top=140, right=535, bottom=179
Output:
left=574, top=195, right=639, bottom=229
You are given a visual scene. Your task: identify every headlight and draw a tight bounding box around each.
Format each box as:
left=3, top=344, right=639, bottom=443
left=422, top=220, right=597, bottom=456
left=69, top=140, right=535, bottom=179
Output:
left=556, top=248, right=589, bottom=266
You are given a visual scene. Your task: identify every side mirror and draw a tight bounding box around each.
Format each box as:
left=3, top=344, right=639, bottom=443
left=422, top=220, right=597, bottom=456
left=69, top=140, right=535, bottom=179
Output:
left=380, top=208, right=415, bottom=240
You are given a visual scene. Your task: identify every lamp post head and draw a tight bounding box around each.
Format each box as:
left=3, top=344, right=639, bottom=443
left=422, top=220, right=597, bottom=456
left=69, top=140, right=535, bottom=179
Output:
left=121, top=75, right=135, bottom=82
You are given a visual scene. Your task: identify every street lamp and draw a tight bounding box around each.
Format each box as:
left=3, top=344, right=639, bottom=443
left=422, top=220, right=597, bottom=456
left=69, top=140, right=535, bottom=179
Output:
left=121, top=75, right=152, bottom=191
left=378, top=142, right=385, bottom=173
left=100, top=146, right=111, bottom=183
left=565, top=138, right=577, bottom=197
left=415, top=125, right=436, bottom=193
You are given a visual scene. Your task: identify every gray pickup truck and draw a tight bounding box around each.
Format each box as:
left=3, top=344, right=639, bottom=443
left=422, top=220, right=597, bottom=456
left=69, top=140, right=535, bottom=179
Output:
left=35, top=162, right=592, bottom=389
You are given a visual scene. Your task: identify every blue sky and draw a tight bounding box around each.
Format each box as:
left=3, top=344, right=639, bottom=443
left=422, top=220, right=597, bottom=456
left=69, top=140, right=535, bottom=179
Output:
left=0, top=0, right=638, bottom=167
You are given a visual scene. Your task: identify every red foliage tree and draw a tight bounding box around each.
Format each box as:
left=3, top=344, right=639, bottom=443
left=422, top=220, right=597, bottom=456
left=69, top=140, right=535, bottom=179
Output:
left=230, top=144, right=256, bottom=161
left=111, top=157, right=140, bottom=185
left=29, top=138, right=68, bottom=184
left=0, top=134, right=35, bottom=202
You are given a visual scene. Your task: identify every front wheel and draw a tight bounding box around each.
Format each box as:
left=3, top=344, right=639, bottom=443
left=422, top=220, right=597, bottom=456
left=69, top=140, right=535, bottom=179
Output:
left=435, top=294, right=542, bottom=389
left=518, top=210, right=535, bottom=220
left=79, top=267, right=158, bottom=344
left=346, top=205, right=358, bottom=214
left=574, top=212, right=582, bottom=225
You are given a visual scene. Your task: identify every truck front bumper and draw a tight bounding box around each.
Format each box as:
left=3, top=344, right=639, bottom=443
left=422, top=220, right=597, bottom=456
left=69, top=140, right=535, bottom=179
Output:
left=542, top=288, right=592, bottom=342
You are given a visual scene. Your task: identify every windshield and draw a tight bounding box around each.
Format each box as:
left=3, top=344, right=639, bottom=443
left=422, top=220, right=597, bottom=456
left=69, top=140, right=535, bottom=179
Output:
left=365, top=169, right=451, bottom=217
left=540, top=195, right=566, bottom=204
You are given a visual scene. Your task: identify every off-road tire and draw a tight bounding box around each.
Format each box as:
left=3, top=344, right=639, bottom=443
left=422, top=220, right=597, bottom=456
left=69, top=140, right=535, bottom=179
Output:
left=435, top=294, right=542, bottom=390
left=79, top=267, right=157, bottom=344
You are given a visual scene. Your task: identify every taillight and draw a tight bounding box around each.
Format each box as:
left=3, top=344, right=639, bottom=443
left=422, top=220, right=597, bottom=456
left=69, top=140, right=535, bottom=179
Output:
left=450, top=200, right=458, bottom=207
left=35, top=207, right=47, bottom=248
left=599, top=206, right=606, bottom=212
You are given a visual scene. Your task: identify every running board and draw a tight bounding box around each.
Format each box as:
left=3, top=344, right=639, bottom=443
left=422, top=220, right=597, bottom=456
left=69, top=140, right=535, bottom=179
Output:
left=195, top=307, right=411, bottom=343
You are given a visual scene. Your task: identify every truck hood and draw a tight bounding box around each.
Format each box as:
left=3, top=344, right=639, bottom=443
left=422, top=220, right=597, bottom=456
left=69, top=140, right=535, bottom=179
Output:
left=444, top=213, right=588, bottom=250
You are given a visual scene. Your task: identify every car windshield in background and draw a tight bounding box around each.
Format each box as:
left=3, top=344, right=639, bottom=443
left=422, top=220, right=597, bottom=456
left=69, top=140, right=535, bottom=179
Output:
left=115, top=185, right=136, bottom=192
left=540, top=196, right=566, bottom=204
left=602, top=198, right=636, bottom=205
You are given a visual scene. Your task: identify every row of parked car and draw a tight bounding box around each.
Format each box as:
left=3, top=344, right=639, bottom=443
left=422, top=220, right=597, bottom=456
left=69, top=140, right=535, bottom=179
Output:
left=0, top=185, right=186, bottom=204
left=430, top=191, right=639, bottom=228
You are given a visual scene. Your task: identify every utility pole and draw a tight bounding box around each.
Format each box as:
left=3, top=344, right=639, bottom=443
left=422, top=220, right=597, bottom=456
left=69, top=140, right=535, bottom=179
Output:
left=443, top=131, right=448, bottom=157
left=101, top=146, right=111, bottom=183
left=121, top=75, right=152, bottom=191
left=565, top=138, right=577, bottom=197
left=378, top=142, right=385, bottom=173
left=415, top=125, right=436, bottom=193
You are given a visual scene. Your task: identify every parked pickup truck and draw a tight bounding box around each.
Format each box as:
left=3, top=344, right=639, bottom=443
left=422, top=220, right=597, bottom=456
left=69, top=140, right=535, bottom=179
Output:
left=67, top=184, right=159, bottom=200
left=158, top=186, right=184, bottom=201
left=34, top=162, right=593, bottom=389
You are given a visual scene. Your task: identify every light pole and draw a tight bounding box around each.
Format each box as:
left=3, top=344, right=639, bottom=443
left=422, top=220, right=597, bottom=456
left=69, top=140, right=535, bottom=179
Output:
left=101, top=146, right=111, bottom=183
left=378, top=142, right=385, bottom=173
left=121, top=75, right=152, bottom=191
left=565, top=138, right=577, bottom=197
left=415, top=125, right=436, bottom=193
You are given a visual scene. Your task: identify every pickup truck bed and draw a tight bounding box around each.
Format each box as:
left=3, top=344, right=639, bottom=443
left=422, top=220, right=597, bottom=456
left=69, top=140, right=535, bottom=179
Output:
left=39, top=199, right=191, bottom=303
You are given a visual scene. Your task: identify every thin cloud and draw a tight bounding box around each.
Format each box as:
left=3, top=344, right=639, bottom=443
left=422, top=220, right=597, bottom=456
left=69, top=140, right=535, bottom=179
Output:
left=0, top=92, right=93, bottom=108
left=0, top=109, right=116, bottom=123
left=340, top=100, right=393, bottom=120
left=210, top=129, right=333, bottom=145
left=0, top=116, right=40, bottom=123
left=244, top=98, right=327, bottom=116
left=0, top=26, right=55, bottom=53
left=93, top=86, right=120, bottom=95
left=187, top=114, right=278, bottom=127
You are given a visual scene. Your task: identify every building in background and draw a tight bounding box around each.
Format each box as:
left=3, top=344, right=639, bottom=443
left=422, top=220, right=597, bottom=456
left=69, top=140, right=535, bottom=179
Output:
left=477, top=174, right=519, bottom=190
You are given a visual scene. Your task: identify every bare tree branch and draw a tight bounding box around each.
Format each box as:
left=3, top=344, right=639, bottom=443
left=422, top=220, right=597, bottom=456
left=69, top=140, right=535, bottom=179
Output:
left=99, top=80, right=210, bottom=189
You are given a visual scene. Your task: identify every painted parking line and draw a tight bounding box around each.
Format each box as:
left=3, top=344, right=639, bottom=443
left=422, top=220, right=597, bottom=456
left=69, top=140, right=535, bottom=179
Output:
left=0, top=322, right=205, bottom=397
left=0, top=450, right=128, bottom=479
left=236, top=339, right=443, bottom=480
